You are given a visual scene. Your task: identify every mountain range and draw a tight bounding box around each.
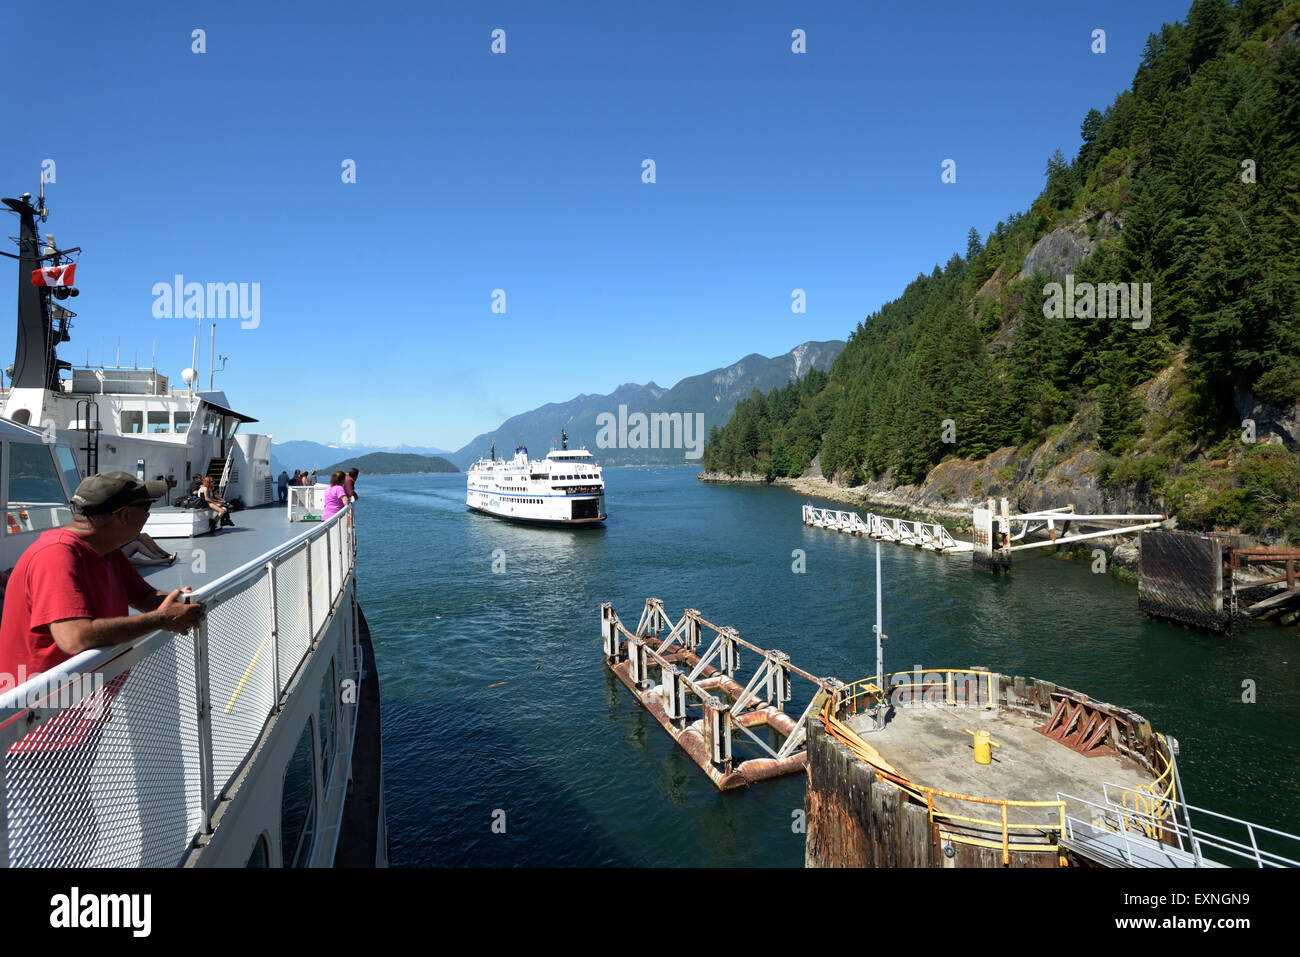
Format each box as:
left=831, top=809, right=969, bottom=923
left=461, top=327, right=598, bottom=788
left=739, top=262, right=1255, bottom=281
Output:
left=448, top=340, right=845, bottom=468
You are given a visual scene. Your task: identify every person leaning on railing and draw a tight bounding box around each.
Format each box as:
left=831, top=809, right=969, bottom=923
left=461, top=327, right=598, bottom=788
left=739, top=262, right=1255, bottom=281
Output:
left=0, top=471, right=206, bottom=683
left=0, top=473, right=205, bottom=866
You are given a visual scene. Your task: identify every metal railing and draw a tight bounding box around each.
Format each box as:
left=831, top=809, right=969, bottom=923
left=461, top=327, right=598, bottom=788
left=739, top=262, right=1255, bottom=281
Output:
left=802, top=504, right=972, bottom=553
left=823, top=674, right=1066, bottom=865
left=0, top=503, right=357, bottom=867
left=1096, top=782, right=1299, bottom=868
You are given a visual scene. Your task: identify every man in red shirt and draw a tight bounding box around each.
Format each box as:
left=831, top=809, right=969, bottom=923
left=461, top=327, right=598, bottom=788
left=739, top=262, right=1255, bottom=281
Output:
left=0, top=471, right=204, bottom=684
left=0, top=471, right=204, bottom=865
left=344, top=467, right=359, bottom=502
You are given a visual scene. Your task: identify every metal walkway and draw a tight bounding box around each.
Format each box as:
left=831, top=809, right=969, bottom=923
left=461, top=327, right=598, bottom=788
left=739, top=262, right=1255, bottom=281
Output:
left=1059, top=786, right=1299, bottom=868
left=1061, top=816, right=1223, bottom=868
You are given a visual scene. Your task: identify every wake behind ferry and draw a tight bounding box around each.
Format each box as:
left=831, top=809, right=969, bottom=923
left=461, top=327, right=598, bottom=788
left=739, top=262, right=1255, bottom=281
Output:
left=0, top=184, right=386, bottom=867
left=466, top=430, right=606, bottom=526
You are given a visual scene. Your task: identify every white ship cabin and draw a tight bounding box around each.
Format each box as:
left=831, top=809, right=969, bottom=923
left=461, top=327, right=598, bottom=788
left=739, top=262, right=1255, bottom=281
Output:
left=0, top=417, right=79, bottom=571
left=1, top=367, right=274, bottom=535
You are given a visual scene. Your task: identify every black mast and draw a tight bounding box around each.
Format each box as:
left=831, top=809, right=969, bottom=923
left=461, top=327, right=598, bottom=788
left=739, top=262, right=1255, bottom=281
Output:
left=3, top=189, right=73, bottom=391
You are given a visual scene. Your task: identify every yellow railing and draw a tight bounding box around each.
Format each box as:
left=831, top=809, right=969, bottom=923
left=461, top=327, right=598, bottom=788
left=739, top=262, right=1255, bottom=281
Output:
left=822, top=674, right=1066, bottom=866
left=837, top=669, right=996, bottom=713
left=1119, top=732, right=1176, bottom=840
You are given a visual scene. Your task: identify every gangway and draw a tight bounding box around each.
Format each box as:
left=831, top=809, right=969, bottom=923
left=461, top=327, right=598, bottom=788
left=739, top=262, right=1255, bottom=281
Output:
left=802, top=505, right=972, bottom=553
left=802, top=499, right=1166, bottom=572
left=1058, top=784, right=1300, bottom=868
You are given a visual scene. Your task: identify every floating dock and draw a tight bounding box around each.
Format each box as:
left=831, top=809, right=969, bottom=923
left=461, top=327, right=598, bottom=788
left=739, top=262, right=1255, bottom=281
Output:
left=803, top=501, right=1165, bottom=572
left=601, top=599, right=834, bottom=790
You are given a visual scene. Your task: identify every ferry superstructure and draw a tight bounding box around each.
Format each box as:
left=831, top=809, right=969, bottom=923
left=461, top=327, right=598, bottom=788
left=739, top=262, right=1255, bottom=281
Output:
left=0, top=190, right=274, bottom=534
left=0, top=183, right=386, bottom=867
left=466, top=431, right=606, bottom=526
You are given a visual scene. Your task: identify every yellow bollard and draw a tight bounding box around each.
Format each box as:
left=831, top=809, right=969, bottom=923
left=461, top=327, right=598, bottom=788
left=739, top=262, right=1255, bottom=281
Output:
left=964, top=728, right=1000, bottom=765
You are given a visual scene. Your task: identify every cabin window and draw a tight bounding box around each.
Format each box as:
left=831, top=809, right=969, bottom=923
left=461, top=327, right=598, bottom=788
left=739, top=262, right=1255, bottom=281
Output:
left=54, top=445, right=81, bottom=494
left=319, top=659, right=337, bottom=787
left=121, top=410, right=144, bottom=434
left=7, top=443, right=72, bottom=534
left=147, top=411, right=170, bottom=434
left=245, top=833, right=270, bottom=868
left=280, top=719, right=317, bottom=867
left=174, top=412, right=191, bottom=434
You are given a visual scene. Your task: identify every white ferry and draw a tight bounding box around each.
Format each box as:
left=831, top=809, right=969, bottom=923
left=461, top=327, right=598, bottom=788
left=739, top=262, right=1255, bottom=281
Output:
left=466, top=430, right=606, bottom=526
left=0, top=185, right=386, bottom=867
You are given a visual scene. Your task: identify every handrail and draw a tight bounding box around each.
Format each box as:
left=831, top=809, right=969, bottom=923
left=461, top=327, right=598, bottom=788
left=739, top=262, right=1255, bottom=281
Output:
left=0, top=502, right=357, bottom=867
left=820, top=686, right=1065, bottom=865
left=1098, top=782, right=1300, bottom=868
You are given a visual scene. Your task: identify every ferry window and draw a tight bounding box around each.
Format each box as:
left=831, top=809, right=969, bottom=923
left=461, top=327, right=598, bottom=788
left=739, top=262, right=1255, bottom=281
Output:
left=245, top=833, right=270, bottom=868
left=121, top=410, right=144, bottom=434
left=319, top=659, right=337, bottom=787
left=7, top=443, right=72, bottom=533
left=174, top=412, right=191, bottom=434
left=147, top=411, right=169, bottom=434
left=54, top=444, right=81, bottom=493
left=280, top=720, right=317, bottom=868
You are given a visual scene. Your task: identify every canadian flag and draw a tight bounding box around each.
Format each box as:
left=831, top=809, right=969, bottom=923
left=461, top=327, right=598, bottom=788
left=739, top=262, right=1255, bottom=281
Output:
left=31, top=263, right=77, bottom=287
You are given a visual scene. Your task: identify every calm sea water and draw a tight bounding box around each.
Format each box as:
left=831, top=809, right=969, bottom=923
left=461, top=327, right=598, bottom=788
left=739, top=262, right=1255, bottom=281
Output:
left=355, top=468, right=1299, bottom=866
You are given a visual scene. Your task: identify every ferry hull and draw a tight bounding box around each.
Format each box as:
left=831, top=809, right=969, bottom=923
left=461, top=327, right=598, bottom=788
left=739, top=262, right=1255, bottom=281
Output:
left=466, top=502, right=606, bottom=527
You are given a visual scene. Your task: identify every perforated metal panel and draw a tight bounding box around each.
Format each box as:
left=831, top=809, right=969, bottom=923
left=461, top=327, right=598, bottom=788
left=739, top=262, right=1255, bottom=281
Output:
left=4, top=638, right=202, bottom=867
left=310, top=533, right=330, bottom=639
left=1, top=509, right=361, bottom=868
left=205, top=574, right=277, bottom=793
left=275, top=547, right=312, bottom=693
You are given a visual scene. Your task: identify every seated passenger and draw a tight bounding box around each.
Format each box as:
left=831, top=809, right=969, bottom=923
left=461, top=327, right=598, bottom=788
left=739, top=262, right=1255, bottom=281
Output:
left=200, top=476, right=234, bottom=529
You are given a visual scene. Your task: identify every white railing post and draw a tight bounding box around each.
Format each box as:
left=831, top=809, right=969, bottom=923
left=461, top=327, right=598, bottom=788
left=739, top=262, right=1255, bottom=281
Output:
left=305, top=539, right=314, bottom=641
left=325, top=527, right=333, bottom=615
left=193, top=621, right=216, bottom=829
left=267, top=560, right=282, bottom=706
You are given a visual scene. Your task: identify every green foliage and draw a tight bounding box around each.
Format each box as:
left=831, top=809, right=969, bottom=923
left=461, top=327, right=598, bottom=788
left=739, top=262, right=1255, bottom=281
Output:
left=701, top=0, right=1300, bottom=536
left=1166, top=445, right=1300, bottom=539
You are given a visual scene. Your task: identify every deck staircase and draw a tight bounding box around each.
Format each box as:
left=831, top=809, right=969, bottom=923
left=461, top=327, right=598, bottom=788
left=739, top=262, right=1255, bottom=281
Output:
left=205, top=456, right=229, bottom=494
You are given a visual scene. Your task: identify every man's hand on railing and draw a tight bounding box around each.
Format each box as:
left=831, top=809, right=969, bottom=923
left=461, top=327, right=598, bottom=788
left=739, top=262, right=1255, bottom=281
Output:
left=155, top=588, right=205, bottom=634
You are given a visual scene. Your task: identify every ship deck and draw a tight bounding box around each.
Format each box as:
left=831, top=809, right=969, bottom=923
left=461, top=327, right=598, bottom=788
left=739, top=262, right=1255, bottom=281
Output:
left=137, top=503, right=305, bottom=591
left=844, top=705, right=1155, bottom=826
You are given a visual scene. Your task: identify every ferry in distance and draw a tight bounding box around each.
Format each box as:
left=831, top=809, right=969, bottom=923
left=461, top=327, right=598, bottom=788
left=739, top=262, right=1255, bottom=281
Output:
left=466, top=430, right=606, bottom=526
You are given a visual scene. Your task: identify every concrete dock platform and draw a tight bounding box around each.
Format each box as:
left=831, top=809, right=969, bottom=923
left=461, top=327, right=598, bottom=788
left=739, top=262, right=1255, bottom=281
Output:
left=845, top=706, right=1152, bottom=827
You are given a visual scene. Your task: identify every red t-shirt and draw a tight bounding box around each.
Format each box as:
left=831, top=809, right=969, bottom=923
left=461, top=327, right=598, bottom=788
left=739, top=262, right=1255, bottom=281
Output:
left=0, top=528, right=157, bottom=684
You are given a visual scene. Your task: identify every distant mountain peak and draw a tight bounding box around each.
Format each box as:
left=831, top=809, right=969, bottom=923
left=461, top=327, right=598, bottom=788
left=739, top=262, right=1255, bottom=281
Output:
left=450, top=339, right=844, bottom=467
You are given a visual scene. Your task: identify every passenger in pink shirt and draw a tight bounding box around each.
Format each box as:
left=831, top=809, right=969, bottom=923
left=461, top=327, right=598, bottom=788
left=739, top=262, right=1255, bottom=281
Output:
left=322, top=471, right=348, bottom=521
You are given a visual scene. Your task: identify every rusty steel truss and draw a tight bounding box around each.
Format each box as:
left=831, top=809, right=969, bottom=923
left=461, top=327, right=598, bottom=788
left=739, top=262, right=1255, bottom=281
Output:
left=601, top=599, right=838, bottom=790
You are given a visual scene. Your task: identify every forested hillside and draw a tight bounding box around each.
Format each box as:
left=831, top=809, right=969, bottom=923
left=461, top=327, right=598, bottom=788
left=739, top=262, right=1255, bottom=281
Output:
left=703, top=0, right=1300, bottom=541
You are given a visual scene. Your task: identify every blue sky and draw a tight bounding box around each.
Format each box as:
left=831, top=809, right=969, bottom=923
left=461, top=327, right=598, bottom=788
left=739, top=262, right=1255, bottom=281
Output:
left=1, top=0, right=1194, bottom=449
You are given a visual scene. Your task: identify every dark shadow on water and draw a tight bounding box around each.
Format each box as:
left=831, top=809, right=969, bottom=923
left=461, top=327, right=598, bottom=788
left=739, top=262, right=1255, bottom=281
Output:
left=382, top=693, right=632, bottom=866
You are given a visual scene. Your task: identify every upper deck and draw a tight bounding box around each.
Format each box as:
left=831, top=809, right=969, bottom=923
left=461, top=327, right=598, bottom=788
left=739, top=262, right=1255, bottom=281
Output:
left=138, top=501, right=307, bottom=591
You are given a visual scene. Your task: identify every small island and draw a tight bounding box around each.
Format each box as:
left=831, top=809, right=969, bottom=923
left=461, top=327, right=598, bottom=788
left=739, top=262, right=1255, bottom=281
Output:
left=321, top=451, right=459, bottom=475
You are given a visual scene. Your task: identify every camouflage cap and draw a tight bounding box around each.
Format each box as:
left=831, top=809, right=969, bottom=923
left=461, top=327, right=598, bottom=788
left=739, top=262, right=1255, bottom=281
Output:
left=71, top=471, right=167, bottom=515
